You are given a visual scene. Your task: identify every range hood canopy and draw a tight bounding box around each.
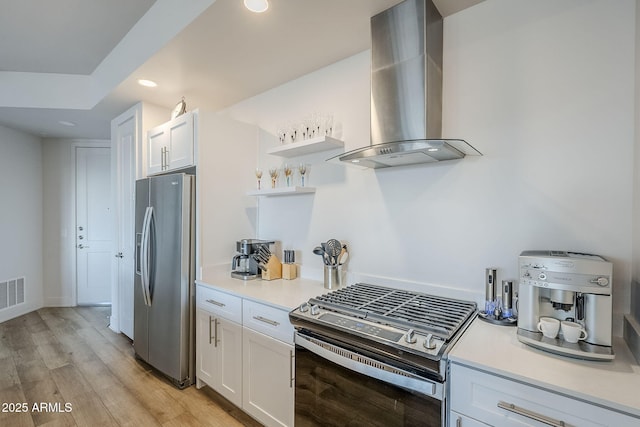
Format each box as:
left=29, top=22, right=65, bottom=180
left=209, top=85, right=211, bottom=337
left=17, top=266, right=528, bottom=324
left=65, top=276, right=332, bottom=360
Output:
left=333, top=0, right=481, bottom=169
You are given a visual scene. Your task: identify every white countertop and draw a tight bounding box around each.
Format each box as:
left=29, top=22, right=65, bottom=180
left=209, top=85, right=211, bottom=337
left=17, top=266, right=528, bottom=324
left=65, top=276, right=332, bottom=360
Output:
left=196, top=266, right=328, bottom=311
left=449, top=318, right=640, bottom=418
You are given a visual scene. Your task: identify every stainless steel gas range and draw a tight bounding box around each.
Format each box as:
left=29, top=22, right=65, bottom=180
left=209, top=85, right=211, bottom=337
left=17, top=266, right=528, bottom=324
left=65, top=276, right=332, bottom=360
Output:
left=289, top=283, right=477, bottom=427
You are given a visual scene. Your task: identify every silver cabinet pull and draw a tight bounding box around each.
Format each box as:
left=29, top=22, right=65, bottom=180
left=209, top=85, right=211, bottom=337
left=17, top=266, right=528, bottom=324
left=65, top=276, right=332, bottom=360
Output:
left=456, top=417, right=461, bottom=427
left=253, top=315, right=279, bottom=327
left=497, top=401, right=567, bottom=427
left=206, top=299, right=225, bottom=307
left=289, top=349, right=295, bottom=388
left=214, top=318, right=219, bottom=347
left=208, top=316, right=213, bottom=345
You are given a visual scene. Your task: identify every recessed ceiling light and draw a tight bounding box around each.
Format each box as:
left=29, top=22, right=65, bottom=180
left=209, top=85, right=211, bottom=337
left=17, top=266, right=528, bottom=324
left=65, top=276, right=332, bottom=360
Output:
left=427, top=148, right=439, bottom=152
left=58, top=120, right=76, bottom=127
left=137, top=79, right=158, bottom=88
left=351, top=159, right=360, bottom=163
left=244, top=0, right=269, bottom=13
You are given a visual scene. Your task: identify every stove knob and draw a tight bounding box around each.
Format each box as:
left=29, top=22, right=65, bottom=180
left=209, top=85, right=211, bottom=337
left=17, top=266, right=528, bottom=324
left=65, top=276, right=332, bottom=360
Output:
left=310, top=305, right=320, bottom=316
left=405, top=329, right=417, bottom=344
left=423, top=334, right=436, bottom=350
left=299, top=302, right=310, bottom=313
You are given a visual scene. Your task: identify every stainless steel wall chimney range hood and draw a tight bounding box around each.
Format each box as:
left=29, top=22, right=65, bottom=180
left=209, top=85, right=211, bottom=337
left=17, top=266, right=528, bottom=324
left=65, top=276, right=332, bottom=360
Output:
left=332, top=0, right=481, bottom=169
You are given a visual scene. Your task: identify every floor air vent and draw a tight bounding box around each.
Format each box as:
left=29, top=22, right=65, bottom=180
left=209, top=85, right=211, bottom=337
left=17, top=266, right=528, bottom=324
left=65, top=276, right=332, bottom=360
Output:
left=0, top=277, right=25, bottom=310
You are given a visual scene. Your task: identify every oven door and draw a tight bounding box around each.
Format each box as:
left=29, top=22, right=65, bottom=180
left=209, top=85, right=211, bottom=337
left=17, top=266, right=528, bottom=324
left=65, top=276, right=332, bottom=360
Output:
left=295, top=331, right=445, bottom=427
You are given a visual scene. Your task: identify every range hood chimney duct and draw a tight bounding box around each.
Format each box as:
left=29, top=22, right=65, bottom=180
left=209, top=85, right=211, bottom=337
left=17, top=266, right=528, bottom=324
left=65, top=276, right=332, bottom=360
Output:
left=333, top=0, right=481, bottom=169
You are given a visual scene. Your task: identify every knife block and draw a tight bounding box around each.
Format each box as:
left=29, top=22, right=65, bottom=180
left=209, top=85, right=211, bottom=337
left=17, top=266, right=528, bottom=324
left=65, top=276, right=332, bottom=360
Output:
left=261, top=255, right=282, bottom=281
left=282, top=263, right=297, bottom=280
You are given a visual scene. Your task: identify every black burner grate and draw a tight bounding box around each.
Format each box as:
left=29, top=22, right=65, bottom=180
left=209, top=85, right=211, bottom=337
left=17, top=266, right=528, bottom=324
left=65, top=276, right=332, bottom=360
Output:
left=309, top=283, right=477, bottom=341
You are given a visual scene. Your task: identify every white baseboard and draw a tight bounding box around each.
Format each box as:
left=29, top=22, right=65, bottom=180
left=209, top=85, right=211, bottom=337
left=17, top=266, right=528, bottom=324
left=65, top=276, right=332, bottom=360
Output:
left=0, top=302, right=43, bottom=323
left=43, top=296, right=75, bottom=307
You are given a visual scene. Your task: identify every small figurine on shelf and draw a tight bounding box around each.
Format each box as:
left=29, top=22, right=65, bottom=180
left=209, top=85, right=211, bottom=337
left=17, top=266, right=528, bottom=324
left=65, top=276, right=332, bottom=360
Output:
left=283, top=164, right=293, bottom=187
left=298, top=163, right=307, bottom=187
left=269, top=167, right=279, bottom=189
left=255, top=168, right=263, bottom=190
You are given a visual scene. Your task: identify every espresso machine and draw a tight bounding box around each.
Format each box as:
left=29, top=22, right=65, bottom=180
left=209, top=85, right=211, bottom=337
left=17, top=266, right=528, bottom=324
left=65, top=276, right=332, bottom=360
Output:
left=231, top=239, right=274, bottom=280
left=517, top=250, right=614, bottom=360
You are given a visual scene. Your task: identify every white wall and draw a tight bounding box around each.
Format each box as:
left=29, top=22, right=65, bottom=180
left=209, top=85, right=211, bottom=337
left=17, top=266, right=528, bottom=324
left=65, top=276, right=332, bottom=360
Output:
left=632, top=0, right=640, bottom=319
left=0, top=125, right=43, bottom=322
left=42, top=138, right=110, bottom=306
left=224, top=0, right=635, bottom=335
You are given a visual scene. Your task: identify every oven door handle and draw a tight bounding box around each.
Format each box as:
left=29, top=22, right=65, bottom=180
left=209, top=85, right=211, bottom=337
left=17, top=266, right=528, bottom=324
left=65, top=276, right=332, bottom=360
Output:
left=295, top=332, right=442, bottom=399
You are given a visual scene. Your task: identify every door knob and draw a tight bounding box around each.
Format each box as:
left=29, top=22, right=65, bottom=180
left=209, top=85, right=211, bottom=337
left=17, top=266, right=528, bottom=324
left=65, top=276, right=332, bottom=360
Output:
left=78, top=226, right=84, bottom=231
left=77, top=244, right=90, bottom=249
left=115, top=252, right=124, bottom=258
left=78, top=235, right=84, bottom=240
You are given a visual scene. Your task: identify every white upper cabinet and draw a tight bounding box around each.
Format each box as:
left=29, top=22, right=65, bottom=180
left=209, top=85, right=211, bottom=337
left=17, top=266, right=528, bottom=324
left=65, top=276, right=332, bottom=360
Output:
left=147, top=111, right=195, bottom=175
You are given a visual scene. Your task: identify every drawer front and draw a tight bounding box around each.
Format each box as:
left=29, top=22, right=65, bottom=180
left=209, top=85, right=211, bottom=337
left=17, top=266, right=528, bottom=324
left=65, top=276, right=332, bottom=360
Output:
left=449, top=411, right=489, bottom=427
left=242, top=300, right=294, bottom=344
left=450, top=363, right=638, bottom=427
left=196, top=285, right=242, bottom=323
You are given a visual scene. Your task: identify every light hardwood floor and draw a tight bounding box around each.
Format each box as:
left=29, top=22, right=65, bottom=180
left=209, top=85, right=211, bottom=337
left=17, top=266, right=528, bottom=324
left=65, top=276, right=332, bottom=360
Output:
left=0, top=307, right=262, bottom=427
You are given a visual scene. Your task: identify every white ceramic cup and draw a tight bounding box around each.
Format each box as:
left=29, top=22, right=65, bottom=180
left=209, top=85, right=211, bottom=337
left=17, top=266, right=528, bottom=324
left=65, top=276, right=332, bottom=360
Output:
left=537, top=317, right=560, bottom=339
left=561, top=321, right=588, bottom=343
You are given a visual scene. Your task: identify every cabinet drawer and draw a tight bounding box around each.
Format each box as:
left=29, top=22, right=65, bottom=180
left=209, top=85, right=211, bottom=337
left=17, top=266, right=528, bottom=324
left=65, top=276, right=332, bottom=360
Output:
left=449, top=411, right=489, bottom=427
left=242, top=300, right=294, bottom=344
left=450, top=363, right=638, bottom=427
left=196, top=285, right=242, bottom=323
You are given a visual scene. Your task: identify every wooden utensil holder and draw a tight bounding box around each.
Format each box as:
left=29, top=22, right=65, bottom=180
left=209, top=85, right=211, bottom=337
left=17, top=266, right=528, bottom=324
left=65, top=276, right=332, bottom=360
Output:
left=282, top=263, right=297, bottom=280
left=261, top=255, right=282, bottom=281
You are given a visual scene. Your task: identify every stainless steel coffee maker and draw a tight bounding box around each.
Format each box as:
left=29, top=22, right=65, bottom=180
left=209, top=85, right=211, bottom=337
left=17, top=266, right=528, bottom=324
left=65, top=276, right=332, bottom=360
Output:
left=231, top=239, right=274, bottom=280
left=516, top=250, right=614, bottom=361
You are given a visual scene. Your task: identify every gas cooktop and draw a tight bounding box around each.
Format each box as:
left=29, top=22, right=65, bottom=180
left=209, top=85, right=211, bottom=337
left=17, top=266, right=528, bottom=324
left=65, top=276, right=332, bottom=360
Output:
left=289, top=283, right=477, bottom=363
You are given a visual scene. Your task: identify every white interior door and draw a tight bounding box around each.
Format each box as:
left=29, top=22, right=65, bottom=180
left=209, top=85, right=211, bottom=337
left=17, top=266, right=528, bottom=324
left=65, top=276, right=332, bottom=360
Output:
left=76, top=146, right=112, bottom=305
left=113, top=116, right=136, bottom=337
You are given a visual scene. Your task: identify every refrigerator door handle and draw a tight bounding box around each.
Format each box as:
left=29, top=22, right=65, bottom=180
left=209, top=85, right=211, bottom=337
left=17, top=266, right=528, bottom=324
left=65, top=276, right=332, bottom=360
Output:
left=140, top=206, right=153, bottom=306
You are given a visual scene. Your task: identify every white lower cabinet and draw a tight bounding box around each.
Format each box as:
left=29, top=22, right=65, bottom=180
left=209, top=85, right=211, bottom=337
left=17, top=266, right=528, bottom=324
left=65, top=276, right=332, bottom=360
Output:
left=449, top=363, right=637, bottom=427
left=195, top=307, right=242, bottom=407
left=449, top=411, right=489, bottom=427
left=195, top=284, right=294, bottom=427
left=242, top=327, right=294, bottom=427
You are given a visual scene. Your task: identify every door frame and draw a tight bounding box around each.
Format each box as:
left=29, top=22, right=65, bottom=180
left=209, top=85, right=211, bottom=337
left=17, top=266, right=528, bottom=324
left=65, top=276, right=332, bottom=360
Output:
left=71, top=141, right=111, bottom=307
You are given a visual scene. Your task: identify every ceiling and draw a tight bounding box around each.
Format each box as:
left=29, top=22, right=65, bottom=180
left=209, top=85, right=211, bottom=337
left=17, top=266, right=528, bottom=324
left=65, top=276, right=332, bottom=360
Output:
left=0, top=0, right=484, bottom=140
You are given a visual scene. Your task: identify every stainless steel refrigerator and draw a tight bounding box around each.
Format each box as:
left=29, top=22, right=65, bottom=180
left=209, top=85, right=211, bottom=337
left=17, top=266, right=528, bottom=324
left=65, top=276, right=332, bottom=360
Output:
left=134, top=172, right=195, bottom=388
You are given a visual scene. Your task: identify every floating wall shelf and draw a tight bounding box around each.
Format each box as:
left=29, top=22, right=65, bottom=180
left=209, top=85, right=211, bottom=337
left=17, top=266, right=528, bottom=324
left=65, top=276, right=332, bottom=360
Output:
left=266, top=136, right=344, bottom=158
left=247, top=186, right=316, bottom=197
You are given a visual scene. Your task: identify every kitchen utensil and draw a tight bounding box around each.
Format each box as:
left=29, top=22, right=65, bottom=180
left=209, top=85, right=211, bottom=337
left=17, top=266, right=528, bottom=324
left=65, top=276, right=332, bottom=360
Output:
left=284, top=249, right=295, bottom=264
left=320, top=242, right=332, bottom=265
left=338, top=250, right=349, bottom=265
left=325, top=239, right=342, bottom=266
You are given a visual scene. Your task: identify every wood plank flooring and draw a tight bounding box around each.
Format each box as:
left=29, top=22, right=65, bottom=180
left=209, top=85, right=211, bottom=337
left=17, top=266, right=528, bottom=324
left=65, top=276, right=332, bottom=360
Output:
left=0, top=307, right=262, bottom=427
